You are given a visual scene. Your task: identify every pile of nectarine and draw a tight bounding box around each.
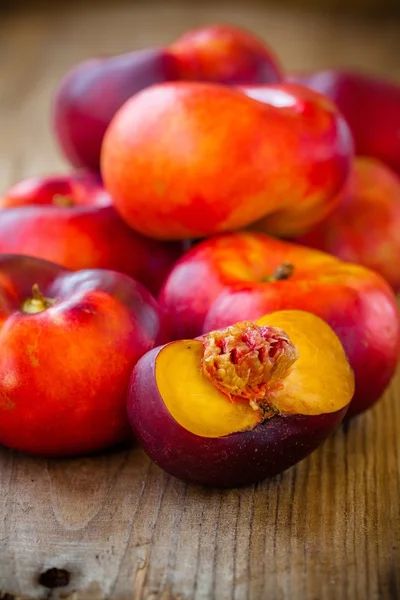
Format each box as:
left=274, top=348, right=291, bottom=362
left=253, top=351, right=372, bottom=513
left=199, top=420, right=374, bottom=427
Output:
left=0, top=24, right=399, bottom=487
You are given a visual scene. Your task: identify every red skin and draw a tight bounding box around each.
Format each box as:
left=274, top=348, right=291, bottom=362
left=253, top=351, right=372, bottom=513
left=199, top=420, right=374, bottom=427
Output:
left=128, top=346, right=347, bottom=487
left=0, top=173, right=182, bottom=296
left=170, top=24, right=282, bottom=85
left=159, top=233, right=400, bottom=417
left=0, top=255, right=166, bottom=457
left=289, top=70, right=400, bottom=176
left=0, top=172, right=108, bottom=209
left=296, top=157, right=400, bottom=293
left=239, top=82, right=353, bottom=236
left=53, top=48, right=179, bottom=171
left=101, top=82, right=352, bottom=240
left=53, top=25, right=281, bottom=172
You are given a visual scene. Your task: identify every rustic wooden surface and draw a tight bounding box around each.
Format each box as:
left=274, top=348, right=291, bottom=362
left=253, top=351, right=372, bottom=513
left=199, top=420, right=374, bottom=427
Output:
left=0, top=2, right=400, bottom=599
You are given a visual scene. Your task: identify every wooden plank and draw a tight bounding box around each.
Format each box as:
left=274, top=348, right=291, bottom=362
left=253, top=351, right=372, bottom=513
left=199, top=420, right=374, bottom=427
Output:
left=1, top=379, right=400, bottom=600
left=0, top=3, right=399, bottom=599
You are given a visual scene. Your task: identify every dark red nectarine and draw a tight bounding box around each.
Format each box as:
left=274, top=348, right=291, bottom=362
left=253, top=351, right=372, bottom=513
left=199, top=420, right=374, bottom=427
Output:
left=128, top=310, right=354, bottom=487
left=53, top=24, right=282, bottom=172
left=289, top=69, right=400, bottom=175
left=53, top=48, right=179, bottom=171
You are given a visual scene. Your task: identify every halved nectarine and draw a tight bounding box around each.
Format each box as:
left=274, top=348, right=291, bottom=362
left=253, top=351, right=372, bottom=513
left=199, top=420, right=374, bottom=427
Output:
left=127, top=310, right=354, bottom=487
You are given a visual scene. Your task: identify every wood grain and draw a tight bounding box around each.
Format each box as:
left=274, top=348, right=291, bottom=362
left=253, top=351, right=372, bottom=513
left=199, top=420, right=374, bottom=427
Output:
left=0, top=2, right=399, bottom=599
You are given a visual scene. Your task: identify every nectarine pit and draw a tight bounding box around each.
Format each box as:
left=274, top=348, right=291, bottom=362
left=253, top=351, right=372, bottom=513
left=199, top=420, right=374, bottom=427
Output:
left=21, top=283, right=56, bottom=314
left=201, top=321, right=298, bottom=414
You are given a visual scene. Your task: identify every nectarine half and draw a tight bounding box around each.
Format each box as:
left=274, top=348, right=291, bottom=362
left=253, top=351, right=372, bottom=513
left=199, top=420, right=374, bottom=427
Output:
left=128, top=310, right=354, bottom=487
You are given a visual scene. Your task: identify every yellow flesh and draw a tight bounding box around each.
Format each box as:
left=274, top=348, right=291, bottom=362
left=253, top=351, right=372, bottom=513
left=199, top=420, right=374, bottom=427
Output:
left=257, top=310, right=355, bottom=415
left=156, top=310, right=355, bottom=438
left=156, top=341, right=261, bottom=437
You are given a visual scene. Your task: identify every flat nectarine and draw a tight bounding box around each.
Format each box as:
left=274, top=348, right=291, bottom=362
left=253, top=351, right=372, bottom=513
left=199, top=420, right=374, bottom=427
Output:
left=295, top=157, right=400, bottom=292
left=101, top=82, right=352, bottom=240
left=159, top=232, right=400, bottom=417
left=290, top=69, right=400, bottom=176
left=0, top=173, right=182, bottom=296
left=128, top=310, right=354, bottom=487
left=170, top=24, right=282, bottom=85
left=0, top=255, right=166, bottom=457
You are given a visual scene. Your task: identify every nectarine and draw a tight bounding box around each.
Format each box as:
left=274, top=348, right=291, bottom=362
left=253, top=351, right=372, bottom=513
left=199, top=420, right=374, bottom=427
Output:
left=159, top=232, right=400, bottom=417
left=295, top=157, right=400, bottom=292
left=53, top=24, right=282, bottom=172
left=128, top=311, right=354, bottom=487
left=0, top=255, right=166, bottom=456
left=101, top=82, right=352, bottom=240
left=0, top=173, right=182, bottom=295
left=53, top=48, right=179, bottom=171
left=290, top=69, right=400, bottom=175
left=170, top=24, right=282, bottom=85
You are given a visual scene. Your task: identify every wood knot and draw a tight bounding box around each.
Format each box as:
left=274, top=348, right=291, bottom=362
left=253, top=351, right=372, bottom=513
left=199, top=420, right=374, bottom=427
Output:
left=0, top=593, right=16, bottom=600
left=38, top=568, right=71, bottom=589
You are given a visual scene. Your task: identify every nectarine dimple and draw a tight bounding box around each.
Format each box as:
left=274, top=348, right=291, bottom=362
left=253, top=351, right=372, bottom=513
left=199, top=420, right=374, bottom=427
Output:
left=128, top=310, right=354, bottom=487
left=0, top=172, right=108, bottom=209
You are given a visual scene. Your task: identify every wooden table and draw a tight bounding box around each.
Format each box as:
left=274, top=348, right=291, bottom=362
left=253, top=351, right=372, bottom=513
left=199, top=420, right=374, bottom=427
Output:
left=0, top=3, right=399, bottom=598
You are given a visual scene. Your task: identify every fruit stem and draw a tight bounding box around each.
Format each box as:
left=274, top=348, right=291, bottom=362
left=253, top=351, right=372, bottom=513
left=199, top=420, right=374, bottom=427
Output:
left=21, top=284, right=56, bottom=314
left=201, top=322, right=298, bottom=414
left=263, top=262, right=294, bottom=283
left=52, top=194, right=75, bottom=207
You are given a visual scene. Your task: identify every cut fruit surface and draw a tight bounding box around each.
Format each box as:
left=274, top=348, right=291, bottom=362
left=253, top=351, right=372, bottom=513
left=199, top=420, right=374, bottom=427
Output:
left=155, top=310, right=354, bottom=438
left=257, top=310, right=354, bottom=415
left=156, top=340, right=261, bottom=437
